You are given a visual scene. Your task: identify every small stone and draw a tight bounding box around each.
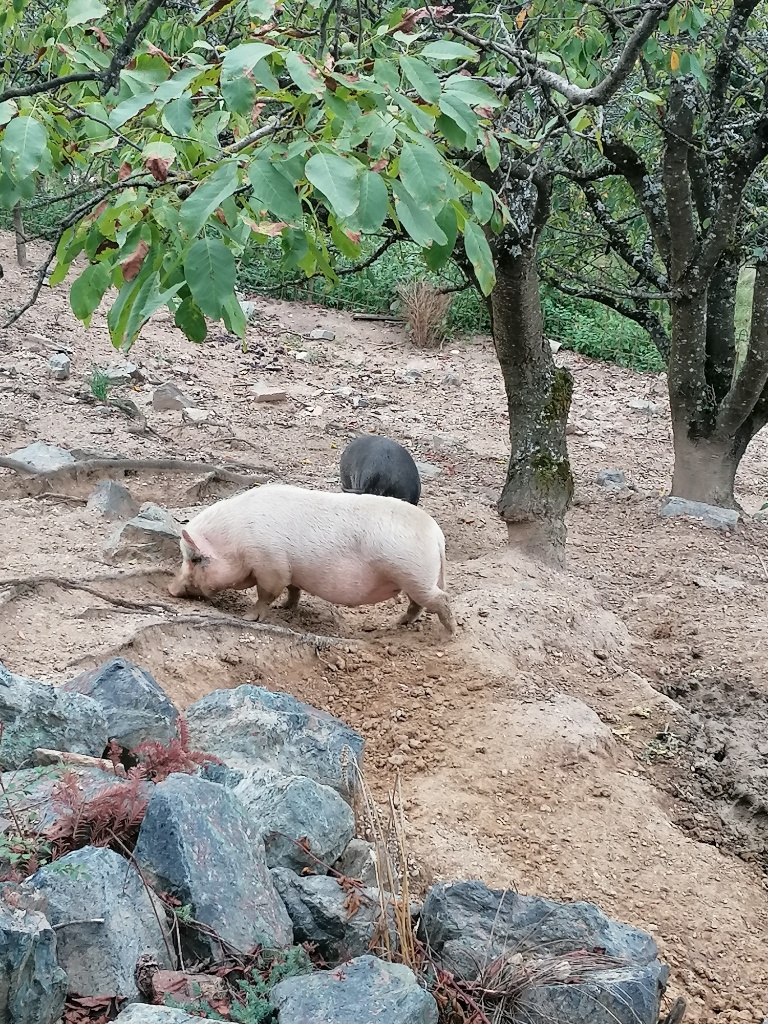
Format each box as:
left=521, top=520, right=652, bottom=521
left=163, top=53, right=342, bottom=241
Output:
left=86, top=480, right=140, bottom=520
left=8, top=441, right=75, bottom=473
left=233, top=772, right=354, bottom=872
left=185, top=685, right=364, bottom=802
left=134, top=774, right=293, bottom=961
left=0, top=893, right=67, bottom=1024
left=48, top=352, right=71, bottom=381
left=596, top=469, right=627, bottom=490
left=26, top=846, right=174, bottom=1001
left=181, top=408, right=211, bottom=424
left=415, top=461, right=441, bottom=481
left=152, top=383, right=193, bottom=412
left=61, top=657, right=179, bottom=749
left=309, top=327, right=335, bottom=341
left=115, top=1007, right=221, bottom=1023
left=442, top=372, right=460, bottom=386
left=239, top=299, right=257, bottom=321
left=628, top=398, right=663, bottom=415
left=332, top=838, right=379, bottom=888
left=549, top=339, right=563, bottom=353
left=270, top=955, right=438, bottom=1024
left=253, top=382, right=288, bottom=403
left=104, top=362, right=143, bottom=387
left=659, top=497, right=739, bottom=531
left=0, top=661, right=109, bottom=771
left=270, top=870, right=397, bottom=965
left=103, top=506, right=182, bottom=563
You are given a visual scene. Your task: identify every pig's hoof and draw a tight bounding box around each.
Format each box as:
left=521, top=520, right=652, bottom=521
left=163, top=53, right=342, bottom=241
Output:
left=243, top=607, right=272, bottom=623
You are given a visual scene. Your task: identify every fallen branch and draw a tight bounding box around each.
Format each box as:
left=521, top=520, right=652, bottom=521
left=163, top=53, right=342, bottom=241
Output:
left=352, top=313, right=404, bottom=323
left=32, top=748, right=127, bottom=776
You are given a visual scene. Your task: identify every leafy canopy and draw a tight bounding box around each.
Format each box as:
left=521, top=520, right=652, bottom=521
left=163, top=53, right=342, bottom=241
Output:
left=0, top=0, right=505, bottom=348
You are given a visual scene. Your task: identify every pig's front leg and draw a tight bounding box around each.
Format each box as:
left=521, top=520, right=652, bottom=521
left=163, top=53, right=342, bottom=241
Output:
left=241, top=564, right=291, bottom=622
left=282, top=585, right=302, bottom=610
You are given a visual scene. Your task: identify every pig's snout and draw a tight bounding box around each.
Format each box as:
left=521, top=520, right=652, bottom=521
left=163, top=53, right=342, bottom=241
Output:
left=168, top=576, right=187, bottom=597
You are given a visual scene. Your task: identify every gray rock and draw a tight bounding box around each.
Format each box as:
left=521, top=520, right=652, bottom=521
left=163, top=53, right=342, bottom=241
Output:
left=182, top=407, right=211, bottom=424
left=0, top=662, right=109, bottom=770
left=596, top=469, right=627, bottom=490
left=441, top=372, right=460, bottom=386
left=549, top=339, right=563, bottom=353
left=0, top=895, right=67, bottom=1024
left=234, top=773, right=354, bottom=872
left=104, top=362, right=142, bottom=386
left=659, top=496, right=739, bottom=531
left=48, top=353, right=71, bottom=381
left=115, top=1007, right=220, bottom=1023
left=332, top=838, right=378, bottom=888
left=7, top=442, right=75, bottom=473
left=419, top=881, right=667, bottom=1024
left=26, top=846, right=174, bottom=1001
left=309, top=327, right=335, bottom=341
left=61, top=658, right=179, bottom=749
left=198, top=762, right=245, bottom=788
left=253, top=382, right=288, bottom=402
left=271, top=869, right=395, bottom=965
left=134, top=773, right=292, bottom=960
left=185, top=686, right=364, bottom=802
left=152, top=383, right=193, bottom=412
left=271, top=954, right=438, bottom=1024
left=86, top=480, right=140, bottom=519
left=239, top=299, right=257, bottom=321
left=397, top=369, right=422, bottom=384
left=414, top=461, right=441, bottom=481
left=628, top=397, right=663, bottom=415
left=104, top=505, right=182, bottom=562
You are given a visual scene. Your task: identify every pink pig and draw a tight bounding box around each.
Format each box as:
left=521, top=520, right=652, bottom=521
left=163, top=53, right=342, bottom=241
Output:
left=168, top=483, right=456, bottom=634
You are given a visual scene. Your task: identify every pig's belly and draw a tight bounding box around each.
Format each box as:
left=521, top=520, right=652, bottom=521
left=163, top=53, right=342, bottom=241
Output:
left=295, top=561, right=400, bottom=607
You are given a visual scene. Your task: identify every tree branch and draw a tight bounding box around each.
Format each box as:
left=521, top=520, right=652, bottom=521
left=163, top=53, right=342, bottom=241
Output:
left=662, top=79, right=699, bottom=283
left=709, top=0, right=761, bottom=127
left=101, top=0, right=170, bottom=94
left=0, top=72, right=96, bottom=105
left=601, top=136, right=671, bottom=264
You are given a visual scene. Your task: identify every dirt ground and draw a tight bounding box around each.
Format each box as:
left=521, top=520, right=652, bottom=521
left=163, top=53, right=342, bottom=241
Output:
left=2, top=230, right=768, bottom=1023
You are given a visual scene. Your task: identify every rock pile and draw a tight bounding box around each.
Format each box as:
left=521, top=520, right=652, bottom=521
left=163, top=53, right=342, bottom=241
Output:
left=0, top=655, right=671, bottom=1024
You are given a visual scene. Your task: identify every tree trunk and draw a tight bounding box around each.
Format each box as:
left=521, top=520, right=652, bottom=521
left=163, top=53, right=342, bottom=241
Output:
left=492, top=243, right=574, bottom=565
left=12, top=204, right=27, bottom=268
left=670, top=427, right=746, bottom=506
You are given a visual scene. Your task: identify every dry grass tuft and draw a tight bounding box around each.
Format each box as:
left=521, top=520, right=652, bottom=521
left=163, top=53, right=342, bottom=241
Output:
left=397, top=279, right=452, bottom=349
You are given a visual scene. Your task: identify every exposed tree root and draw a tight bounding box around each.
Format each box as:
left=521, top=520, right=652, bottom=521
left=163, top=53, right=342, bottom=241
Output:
left=0, top=574, right=173, bottom=613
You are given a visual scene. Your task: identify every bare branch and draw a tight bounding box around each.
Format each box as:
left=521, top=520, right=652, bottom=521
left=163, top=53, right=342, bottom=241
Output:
left=0, top=72, right=96, bottom=104
left=101, top=0, right=170, bottom=94
left=602, top=136, right=671, bottom=263
left=709, top=0, right=762, bottom=126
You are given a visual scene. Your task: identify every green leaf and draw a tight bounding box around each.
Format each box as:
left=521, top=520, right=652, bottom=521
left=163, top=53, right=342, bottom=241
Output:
left=248, top=0, right=276, bottom=16
left=222, top=291, right=247, bottom=338
left=109, top=93, right=155, bottom=129
left=285, top=51, right=324, bottom=98
left=124, top=275, right=184, bottom=349
left=421, top=41, right=478, bottom=61
left=162, top=96, right=193, bottom=137
left=444, top=75, right=502, bottom=108
left=0, top=101, right=17, bottom=128
left=1, top=116, right=48, bottom=182
left=463, top=220, right=495, bottom=296
left=438, top=93, right=478, bottom=146
left=423, top=203, right=458, bottom=271
left=221, top=42, right=275, bottom=115
left=472, top=181, right=495, bottom=225
left=484, top=132, right=501, bottom=171
left=184, top=237, right=236, bottom=319
left=368, top=114, right=396, bottom=158
left=175, top=296, right=208, bottom=342
left=305, top=152, right=360, bottom=220
left=352, top=171, right=388, bottom=233
left=70, top=262, right=112, bottom=323
left=636, top=90, right=664, bottom=106
left=399, top=56, right=441, bottom=105
left=65, top=0, right=107, bottom=26
left=394, top=187, right=447, bottom=248
left=179, top=162, right=240, bottom=236
left=398, top=142, right=451, bottom=216
left=248, top=159, right=303, bottom=223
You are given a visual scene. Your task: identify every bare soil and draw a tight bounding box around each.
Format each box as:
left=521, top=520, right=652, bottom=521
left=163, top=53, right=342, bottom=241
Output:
left=2, top=231, right=768, bottom=1023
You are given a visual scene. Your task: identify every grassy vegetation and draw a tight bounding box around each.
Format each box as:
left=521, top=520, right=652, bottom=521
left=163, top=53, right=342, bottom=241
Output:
left=6, top=195, right=669, bottom=373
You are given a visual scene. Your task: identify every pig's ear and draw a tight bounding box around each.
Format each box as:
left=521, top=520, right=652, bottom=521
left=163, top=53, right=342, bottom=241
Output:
left=181, top=529, right=198, bottom=551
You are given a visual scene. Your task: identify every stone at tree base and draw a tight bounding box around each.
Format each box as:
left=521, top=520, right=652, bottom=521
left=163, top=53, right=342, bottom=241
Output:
left=185, top=686, right=364, bottom=801
left=114, top=1007, right=220, bottom=1023
left=419, top=881, right=668, bottom=1024
left=25, top=846, right=174, bottom=1001
left=86, top=480, right=140, bottom=520
left=233, top=772, right=354, bottom=872
left=659, top=496, right=739, bottom=531
left=0, top=662, right=109, bottom=770
left=103, top=505, right=182, bottom=562
left=332, top=838, right=379, bottom=888
left=596, top=469, right=627, bottom=489
left=309, top=327, right=335, bottom=341
left=0, top=896, right=67, bottom=1024
left=61, top=657, right=179, bottom=749
left=134, top=773, right=292, bottom=960
left=7, top=441, right=75, bottom=473
left=270, top=869, right=396, bottom=965
left=270, top=955, right=438, bottom=1024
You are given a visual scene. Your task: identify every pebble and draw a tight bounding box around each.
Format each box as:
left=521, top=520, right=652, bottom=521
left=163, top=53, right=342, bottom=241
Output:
left=48, top=352, right=71, bottom=381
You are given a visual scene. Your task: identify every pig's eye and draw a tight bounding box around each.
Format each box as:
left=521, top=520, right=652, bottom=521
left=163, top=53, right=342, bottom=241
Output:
left=189, top=551, right=205, bottom=565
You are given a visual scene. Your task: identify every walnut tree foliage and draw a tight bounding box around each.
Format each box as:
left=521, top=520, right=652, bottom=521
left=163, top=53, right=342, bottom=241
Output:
left=0, top=0, right=504, bottom=349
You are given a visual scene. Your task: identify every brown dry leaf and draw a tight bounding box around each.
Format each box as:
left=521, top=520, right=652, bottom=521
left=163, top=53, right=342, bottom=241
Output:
left=214, top=208, right=227, bottom=225
left=144, top=156, right=171, bottom=183
left=670, top=50, right=680, bottom=71
left=146, top=41, right=172, bottom=61
left=515, top=6, right=528, bottom=29
left=342, top=888, right=362, bottom=919
left=87, top=26, right=110, bottom=48
left=118, top=162, right=132, bottom=180
left=121, top=241, right=150, bottom=282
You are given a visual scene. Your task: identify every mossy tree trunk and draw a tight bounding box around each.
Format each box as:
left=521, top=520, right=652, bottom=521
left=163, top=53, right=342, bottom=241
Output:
left=491, top=239, right=574, bottom=564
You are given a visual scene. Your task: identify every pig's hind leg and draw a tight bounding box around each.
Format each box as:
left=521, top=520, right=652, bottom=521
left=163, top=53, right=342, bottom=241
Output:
left=400, top=586, right=456, bottom=636
left=282, top=585, right=302, bottom=610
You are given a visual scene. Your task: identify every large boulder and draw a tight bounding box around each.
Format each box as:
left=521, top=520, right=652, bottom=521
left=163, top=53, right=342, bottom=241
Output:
left=419, top=881, right=668, bottom=1024
left=0, top=662, right=109, bottom=770
left=234, top=770, right=354, bottom=872
left=61, top=658, right=179, bottom=749
left=270, top=955, right=438, bottom=1024
left=26, top=846, right=174, bottom=1001
left=270, top=869, right=396, bottom=965
left=185, top=686, right=364, bottom=801
left=0, top=894, right=67, bottom=1024
left=134, top=773, right=292, bottom=960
